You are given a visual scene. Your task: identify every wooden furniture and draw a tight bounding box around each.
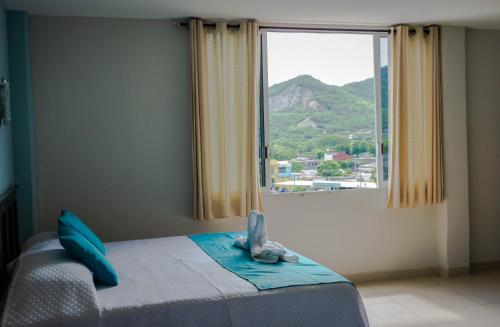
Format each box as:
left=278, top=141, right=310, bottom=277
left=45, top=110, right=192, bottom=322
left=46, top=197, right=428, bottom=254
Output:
left=0, top=187, right=19, bottom=297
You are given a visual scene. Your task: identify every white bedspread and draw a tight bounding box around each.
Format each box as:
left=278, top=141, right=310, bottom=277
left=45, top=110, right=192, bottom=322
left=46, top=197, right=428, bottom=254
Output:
left=2, top=233, right=369, bottom=327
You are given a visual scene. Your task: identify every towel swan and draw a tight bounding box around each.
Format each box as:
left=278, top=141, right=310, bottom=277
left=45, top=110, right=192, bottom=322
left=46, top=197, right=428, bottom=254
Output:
left=234, top=211, right=299, bottom=263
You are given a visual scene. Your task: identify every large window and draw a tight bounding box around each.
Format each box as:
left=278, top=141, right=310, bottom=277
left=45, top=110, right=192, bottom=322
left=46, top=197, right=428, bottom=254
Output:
left=259, top=29, right=389, bottom=193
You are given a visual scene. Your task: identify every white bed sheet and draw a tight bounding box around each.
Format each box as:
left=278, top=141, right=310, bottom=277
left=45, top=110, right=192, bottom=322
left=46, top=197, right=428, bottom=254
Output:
left=3, top=233, right=369, bottom=327
left=100, top=235, right=369, bottom=327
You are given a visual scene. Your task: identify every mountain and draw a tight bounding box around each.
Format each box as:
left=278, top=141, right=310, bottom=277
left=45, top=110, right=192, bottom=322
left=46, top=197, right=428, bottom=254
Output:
left=342, top=66, right=389, bottom=131
left=268, top=66, right=388, bottom=160
left=342, top=77, right=374, bottom=103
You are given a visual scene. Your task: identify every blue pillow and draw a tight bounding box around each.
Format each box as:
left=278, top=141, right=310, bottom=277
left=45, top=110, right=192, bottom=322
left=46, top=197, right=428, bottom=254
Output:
left=59, top=226, right=119, bottom=286
left=59, top=210, right=106, bottom=255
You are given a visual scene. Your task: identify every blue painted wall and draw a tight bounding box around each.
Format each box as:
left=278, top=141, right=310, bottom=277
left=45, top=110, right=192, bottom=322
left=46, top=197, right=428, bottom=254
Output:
left=0, top=5, right=13, bottom=195
left=7, top=11, right=36, bottom=243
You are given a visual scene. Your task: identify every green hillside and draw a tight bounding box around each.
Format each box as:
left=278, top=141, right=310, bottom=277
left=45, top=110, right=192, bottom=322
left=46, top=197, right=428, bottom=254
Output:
left=268, top=66, right=388, bottom=161
left=342, top=66, right=389, bottom=131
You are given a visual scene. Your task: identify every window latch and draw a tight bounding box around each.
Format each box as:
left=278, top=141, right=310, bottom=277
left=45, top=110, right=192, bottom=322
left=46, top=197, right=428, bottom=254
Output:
left=264, top=146, right=269, bottom=159
left=380, top=142, right=385, bottom=155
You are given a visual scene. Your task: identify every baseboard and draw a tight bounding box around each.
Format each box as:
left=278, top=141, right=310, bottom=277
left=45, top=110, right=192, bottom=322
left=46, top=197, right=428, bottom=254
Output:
left=347, top=267, right=439, bottom=284
left=347, top=265, right=476, bottom=284
left=470, top=260, right=500, bottom=273
left=439, top=266, right=470, bottom=277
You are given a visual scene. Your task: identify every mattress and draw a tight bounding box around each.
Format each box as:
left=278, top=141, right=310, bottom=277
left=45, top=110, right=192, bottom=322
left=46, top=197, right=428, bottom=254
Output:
left=2, top=232, right=369, bottom=327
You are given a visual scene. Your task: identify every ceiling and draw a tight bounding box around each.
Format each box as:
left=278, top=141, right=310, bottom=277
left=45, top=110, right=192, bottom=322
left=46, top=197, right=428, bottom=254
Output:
left=4, top=0, right=500, bottom=29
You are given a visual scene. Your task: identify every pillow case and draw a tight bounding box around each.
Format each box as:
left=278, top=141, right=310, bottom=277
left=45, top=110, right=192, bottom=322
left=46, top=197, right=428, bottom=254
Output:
left=2, top=232, right=101, bottom=326
left=59, top=210, right=106, bottom=255
left=58, top=226, right=119, bottom=286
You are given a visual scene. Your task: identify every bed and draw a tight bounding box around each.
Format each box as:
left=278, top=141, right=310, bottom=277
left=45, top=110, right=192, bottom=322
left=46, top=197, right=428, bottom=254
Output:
left=0, top=190, right=369, bottom=327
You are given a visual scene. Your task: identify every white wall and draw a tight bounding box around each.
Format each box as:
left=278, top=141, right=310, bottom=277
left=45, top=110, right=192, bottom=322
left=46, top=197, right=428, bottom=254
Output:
left=438, top=26, right=470, bottom=271
left=30, top=16, right=469, bottom=276
left=30, top=16, right=253, bottom=241
left=466, top=29, right=500, bottom=264
left=263, top=186, right=438, bottom=276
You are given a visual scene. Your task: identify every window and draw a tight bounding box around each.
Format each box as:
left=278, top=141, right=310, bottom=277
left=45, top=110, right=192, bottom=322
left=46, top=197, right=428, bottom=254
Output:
left=259, top=29, right=389, bottom=193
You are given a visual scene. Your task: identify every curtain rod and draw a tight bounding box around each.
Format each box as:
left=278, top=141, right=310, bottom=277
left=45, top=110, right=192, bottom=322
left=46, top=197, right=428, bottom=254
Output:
left=260, top=25, right=390, bottom=33
left=174, top=22, right=241, bottom=29
left=174, top=22, right=435, bottom=34
left=260, top=25, right=433, bottom=35
left=174, top=22, right=388, bottom=33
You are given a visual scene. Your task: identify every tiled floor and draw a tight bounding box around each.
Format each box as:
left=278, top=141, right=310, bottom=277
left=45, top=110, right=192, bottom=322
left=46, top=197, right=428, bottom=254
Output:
left=357, top=270, right=500, bottom=326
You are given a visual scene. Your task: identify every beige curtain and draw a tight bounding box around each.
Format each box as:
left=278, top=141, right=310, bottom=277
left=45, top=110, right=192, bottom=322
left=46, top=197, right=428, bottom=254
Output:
left=388, top=25, right=444, bottom=208
left=190, top=18, right=262, bottom=220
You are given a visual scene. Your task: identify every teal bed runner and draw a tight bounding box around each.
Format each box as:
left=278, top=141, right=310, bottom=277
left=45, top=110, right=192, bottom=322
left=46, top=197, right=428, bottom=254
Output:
left=188, top=232, right=351, bottom=290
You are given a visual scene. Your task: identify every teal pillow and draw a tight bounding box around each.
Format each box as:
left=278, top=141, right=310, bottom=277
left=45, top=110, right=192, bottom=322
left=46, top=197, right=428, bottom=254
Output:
left=59, top=210, right=106, bottom=255
left=58, top=226, right=119, bottom=286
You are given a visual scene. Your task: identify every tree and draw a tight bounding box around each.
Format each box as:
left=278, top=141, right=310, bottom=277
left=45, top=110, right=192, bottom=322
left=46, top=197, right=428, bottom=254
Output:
left=350, top=141, right=367, bottom=155
left=334, top=143, right=351, bottom=155
left=291, top=186, right=308, bottom=192
left=339, top=160, right=354, bottom=170
left=271, top=144, right=295, bottom=161
left=317, top=161, right=343, bottom=177
left=291, top=162, right=304, bottom=173
left=350, top=141, right=376, bottom=155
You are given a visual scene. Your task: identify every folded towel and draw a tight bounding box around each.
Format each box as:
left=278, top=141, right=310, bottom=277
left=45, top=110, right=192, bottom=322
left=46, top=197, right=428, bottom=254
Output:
left=234, top=211, right=299, bottom=263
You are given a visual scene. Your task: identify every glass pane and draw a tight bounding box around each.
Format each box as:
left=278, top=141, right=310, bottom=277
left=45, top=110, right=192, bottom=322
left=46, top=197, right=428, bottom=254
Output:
left=380, top=36, right=389, bottom=180
left=266, top=32, right=378, bottom=193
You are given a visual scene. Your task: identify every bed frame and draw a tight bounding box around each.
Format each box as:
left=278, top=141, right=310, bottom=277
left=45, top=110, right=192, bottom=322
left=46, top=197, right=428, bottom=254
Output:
left=0, top=187, right=20, bottom=297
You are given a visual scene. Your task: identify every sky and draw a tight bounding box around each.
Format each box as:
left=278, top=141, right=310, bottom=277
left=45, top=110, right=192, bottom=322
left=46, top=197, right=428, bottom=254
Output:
left=266, top=32, right=388, bottom=87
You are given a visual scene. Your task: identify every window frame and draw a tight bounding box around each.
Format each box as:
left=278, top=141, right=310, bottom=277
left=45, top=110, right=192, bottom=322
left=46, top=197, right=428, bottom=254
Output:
left=258, top=27, right=389, bottom=194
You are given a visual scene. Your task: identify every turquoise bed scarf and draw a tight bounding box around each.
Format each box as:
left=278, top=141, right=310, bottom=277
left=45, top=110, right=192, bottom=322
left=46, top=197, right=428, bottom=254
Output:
left=188, top=232, right=351, bottom=290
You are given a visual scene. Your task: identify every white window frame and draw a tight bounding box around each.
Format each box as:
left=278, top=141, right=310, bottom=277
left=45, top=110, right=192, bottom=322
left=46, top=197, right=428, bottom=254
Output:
left=259, top=26, right=389, bottom=194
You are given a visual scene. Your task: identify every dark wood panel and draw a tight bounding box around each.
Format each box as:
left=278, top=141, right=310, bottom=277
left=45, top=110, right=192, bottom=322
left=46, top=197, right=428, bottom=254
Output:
left=0, top=187, right=19, bottom=297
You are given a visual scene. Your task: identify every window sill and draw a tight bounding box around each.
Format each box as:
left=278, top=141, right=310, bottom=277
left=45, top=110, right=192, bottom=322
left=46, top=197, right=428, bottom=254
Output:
left=262, top=182, right=388, bottom=198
